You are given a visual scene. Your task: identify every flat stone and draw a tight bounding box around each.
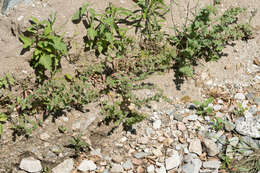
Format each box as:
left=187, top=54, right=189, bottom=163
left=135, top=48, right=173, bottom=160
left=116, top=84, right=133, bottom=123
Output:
left=234, top=93, right=245, bottom=100
left=203, top=138, right=219, bottom=156
left=110, top=163, right=124, bottom=173
left=19, top=157, right=42, bottom=173
left=189, top=138, right=202, bottom=156
left=52, top=158, right=74, bottom=173
left=165, top=150, right=181, bottom=170
left=153, top=119, right=161, bottom=129
left=235, top=117, right=260, bottom=138
left=122, top=159, right=133, bottom=170
left=203, top=159, right=221, bottom=169
left=134, top=152, right=148, bottom=159
left=77, top=160, right=96, bottom=171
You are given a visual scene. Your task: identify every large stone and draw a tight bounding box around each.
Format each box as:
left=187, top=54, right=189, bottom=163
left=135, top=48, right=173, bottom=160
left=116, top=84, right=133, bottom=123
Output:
left=77, top=160, right=97, bottom=171
left=1, top=0, right=33, bottom=14
left=235, top=116, right=260, bottom=138
left=52, top=158, right=74, bottom=173
left=203, top=138, right=219, bottom=156
left=189, top=138, right=202, bottom=156
left=19, top=157, right=42, bottom=173
left=165, top=150, right=181, bottom=170
left=181, top=158, right=202, bottom=173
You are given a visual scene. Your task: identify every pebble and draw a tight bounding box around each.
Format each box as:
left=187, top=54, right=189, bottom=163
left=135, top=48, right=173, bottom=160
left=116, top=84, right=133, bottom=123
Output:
left=134, top=152, right=148, bottom=159
left=165, top=150, right=181, bottom=170
left=234, top=93, right=246, bottom=100
left=110, top=163, right=124, bottom=172
left=185, top=114, right=198, bottom=121
left=19, top=157, right=42, bottom=173
left=203, top=159, right=221, bottom=170
left=203, top=138, right=219, bottom=156
left=177, top=122, right=187, bottom=131
left=112, top=155, right=123, bottom=163
left=52, top=158, right=74, bottom=173
left=77, top=160, right=97, bottom=171
left=213, top=105, right=222, bottom=111
left=254, top=97, right=260, bottom=105
left=181, top=158, right=202, bottom=173
left=147, top=165, right=155, bottom=173
left=155, top=166, right=166, bottom=173
left=122, top=159, right=133, bottom=170
left=153, top=119, right=162, bottom=129
left=40, top=132, right=50, bottom=140
left=189, top=138, right=202, bottom=156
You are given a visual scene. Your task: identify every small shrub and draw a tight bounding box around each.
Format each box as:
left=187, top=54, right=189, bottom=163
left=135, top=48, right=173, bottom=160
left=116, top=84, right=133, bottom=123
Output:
left=20, top=13, right=68, bottom=83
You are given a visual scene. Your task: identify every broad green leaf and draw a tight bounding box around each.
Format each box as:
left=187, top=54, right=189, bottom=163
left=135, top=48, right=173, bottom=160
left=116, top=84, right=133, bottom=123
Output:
left=0, top=113, right=7, bottom=122
left=87, top=28, right=97, bottom=40
left=105, top=32, right=114, bottom=44
left=30, top=16, right=39, bottom=24
left=19, top=35, right=33, bottom=49
left=38, top=55, right=53, bottom=71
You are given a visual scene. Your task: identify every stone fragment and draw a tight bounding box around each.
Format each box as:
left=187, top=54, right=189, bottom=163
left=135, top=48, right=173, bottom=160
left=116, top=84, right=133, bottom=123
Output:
left=224, top=121, right=236, bottom=132
left=122, top=159, right=133, bottom=170
left=229, top=137, right=239, bottom=147
left=134, top=152, right=148, bottom=159
left=203, top=138, right=219, bottom=156
left=147, top=165, right=155, bottom=173
left=153, top=119, right=161, bottom=129
left=155, top=166, right=166, bottom=173
left=181, top=158, right=202, bottom=173
left=40, top=132, right=50, bottom=140
left=165, top=150, right=181, bottom=170
left=77, top=160, right=96, bottom=171
left=110, top=163, right=124, bottom=173
left=234, top=93, right=245, bottom=100
left=112, top=155, right=123, bottom=163
left=189, top=138, right=202, bottom=156
left=203, top=159, right=221, bottom=170
left=19, top=157, right=42, bottom=173
left=52, top=158, right=74, bottom=173
left=1, top=0, right=33, bottom=14
left=235, top=117, right=260, bottom=138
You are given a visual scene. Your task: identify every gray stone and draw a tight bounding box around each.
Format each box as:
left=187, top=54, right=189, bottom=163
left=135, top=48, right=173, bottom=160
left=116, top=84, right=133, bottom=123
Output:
left=203, top=159, right=221, bottom=169
left=19, top=157, right=42, bottom=173
left=224, top=121, right=236, bottom=132
left=229, top=137, right=239, bottom=147
left=235, top=117, right=260, bottom=138
left=110, top=163, right=124, bottom=173
left=181, top=158, right=202, bottom=173
left=1, top=0, right=33, bottom=14
left=234, top=93, right=246, bottom=100
left=174, top=114, right=183, bottom=121
left=245, top=93, right=254, bottom=100
left=185, top=114, right=198, bottom=121
left=213, top=105, right=222, bottom=111
left=203, top=138, right=219, bottom=156
left=254, top=97, right=260, bottom=105
left=77, top=160, right=96, bottom=171
left=122, top=159, right=133, bottom=170
left=189, top=138, right=202, bottom=156
left=241, top=136, right=259, bottom=149
left=134, top=152, right=148, bottom=159
left=165, top=150, right=181, bottom=170
left=52, top=158, right=74, bottom=173
left=249, top=105, right=258, bottom=115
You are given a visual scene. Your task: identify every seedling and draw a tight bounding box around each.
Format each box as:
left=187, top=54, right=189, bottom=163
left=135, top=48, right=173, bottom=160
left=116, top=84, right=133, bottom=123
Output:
left=67, top=134, right=89, bottom=157
left=233, top=102, right=247, bottom=116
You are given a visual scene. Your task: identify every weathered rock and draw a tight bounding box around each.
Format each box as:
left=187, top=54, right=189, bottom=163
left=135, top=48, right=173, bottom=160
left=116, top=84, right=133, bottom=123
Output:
left=110, top=163, right=124, bottom=173
left=181, top=158, right=202, bottom=173
left=155, top=166, right=166, bottom=173
left=203, top=159, right=221, bottom=170
left=147, top=165, right=155, bottom=173
left=165, top=150, right=181, bottom=170
left=1, top=0, right=33, bottom=14
left=229, top=137, right=239, bottom=147
left=234, top=93, right=246, bottom=100
left=235, top=116, right=260, bottom=138
left=224, top=121, right=236, bottom=132
left=153, top=119, right=161, bottom=129
left=122, top=159, right=133, bottom=170
left=19, top=157, right=42, bottom=173
left=52, top=158, right=74, bottom=173
left=77, top=160, right=96, bottom=171
left=203, top=138, right=219, bottom=156
left=189, top=138, right=202, bottom=156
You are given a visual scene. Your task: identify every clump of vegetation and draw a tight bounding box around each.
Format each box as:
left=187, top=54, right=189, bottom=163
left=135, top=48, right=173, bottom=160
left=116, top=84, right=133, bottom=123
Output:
left=194, top=97, right=214, bottom=116
left=67, top=134, right=90, bottom=157
left=20, top=13, right=68, bottom=83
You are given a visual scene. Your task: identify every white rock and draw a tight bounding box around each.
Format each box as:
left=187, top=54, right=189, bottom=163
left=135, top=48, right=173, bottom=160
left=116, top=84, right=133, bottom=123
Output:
left=213, top=105, right=222, bottom=111
left=189, top=138, right=202, bottom=156
left=203, top=159, right=221, bottom=169
left=77, top=160, right=96, bottom=171
left=19, top=157, right=42, bottom=173
left=153, top=119, right=161, bottom=129
left=110, top=163, right=124, bottom=172
left=52, top=158, right=74, bottom=173
left=234, top=93, right=245, bottom=100
left=203, top=138, right=219, bottom=156
left=165, top=150, right=181, bottom=170
left=155, top=166, right=166, bottom=173
left=147, top=165, right=155, bottom=173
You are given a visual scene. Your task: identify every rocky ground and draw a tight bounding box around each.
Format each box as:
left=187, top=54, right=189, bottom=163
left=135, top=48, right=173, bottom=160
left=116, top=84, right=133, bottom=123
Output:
left=0, top=0, right=259, bottom=173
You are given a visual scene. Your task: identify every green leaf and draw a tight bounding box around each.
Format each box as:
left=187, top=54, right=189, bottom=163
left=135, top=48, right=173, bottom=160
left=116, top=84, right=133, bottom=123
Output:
left=87, top=28, right=97, bottom=40
left=0, top=113, right=7, bottom=122
left=72, top=4, right=87, bottom=21
left=38, top=55, right=53, bottom=71
left=30, top=16, right=39, bottom=24
left=19, top=35, right=33, bottom=49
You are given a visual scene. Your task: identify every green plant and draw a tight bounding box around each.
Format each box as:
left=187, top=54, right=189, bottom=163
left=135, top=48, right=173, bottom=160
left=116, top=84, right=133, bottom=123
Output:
left=72, top=3, right=131, bottom=56
left=168, top=5, right=254, bottom=76
left=0, top=113, right=7, bottom=136
left=194, top=97, right=214, bottom=116
left=67, top=134, right=89, bottom=157
left=212, top=117, right=225, bottom=131
left=12, top=115, right=37, bottom=138
left=233, top=102, right=247, bottom=116
left=129, top=0, right=169, bottom=41
left=20, top=13, right=68, bottom=83
left=0, top=74, right=15, bottom=90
